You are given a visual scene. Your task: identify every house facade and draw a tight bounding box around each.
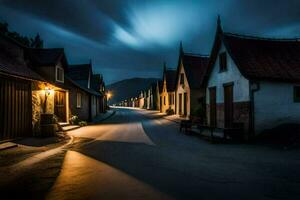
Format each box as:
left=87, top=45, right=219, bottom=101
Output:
left=175, top=44, right=209, bottom=119
left=0, top=34, right=45, bottom=139
left=139, top=90, right=145, bottom=109
left=68, top=63, right=104, bottom=121
left=206, top=18, right=300, bottom=138
left=146, top=83, right=158, bottom=110
left=160, top=64, right=176, bottom=114
left=0, top=33, right=106, bottom=139
left=156, top=80, right=163, bottom=111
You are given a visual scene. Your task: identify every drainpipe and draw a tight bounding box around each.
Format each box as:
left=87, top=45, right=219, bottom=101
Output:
left=249, top=80, right=260, bottom=140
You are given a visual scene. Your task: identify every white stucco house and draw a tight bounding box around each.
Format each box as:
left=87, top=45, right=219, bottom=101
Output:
left=206, top=18, right=300, bottom=138
left=175, top=43, right=209, bottom=119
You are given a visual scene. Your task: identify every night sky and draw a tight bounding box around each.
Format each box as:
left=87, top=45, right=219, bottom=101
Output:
left=0, top=0, right=299, bottom=84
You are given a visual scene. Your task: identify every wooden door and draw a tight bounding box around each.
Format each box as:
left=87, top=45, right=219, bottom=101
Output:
left=179, top=93, right=182, bottom=115
left=160, top=96, right=162, bottom=112
left=209, top=87, right=217, bottom=127
left=224, top=84, right=234, bottom=128
left=54, top=91, right=66, bottom=122
left=183, top=93, right=187, bottom=116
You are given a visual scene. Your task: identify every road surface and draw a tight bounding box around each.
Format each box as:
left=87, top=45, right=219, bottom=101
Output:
left=42, top=107, right=300, bottom=200
left=2, top=107, right=298, bottom=199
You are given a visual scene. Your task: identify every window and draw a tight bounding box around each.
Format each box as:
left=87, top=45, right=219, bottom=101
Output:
left=294, top=86, right=300, bottom=102
left=169, top=94, right=172, bottom=105
left=56, top=66, right=64, bottom=82
left=164, top=96, right=166, bottom=105
left=219, top=52, right=227, bottom=72
left=180, top=73, right=184, bottom=85
left=77, top=92, right=82, bottom=108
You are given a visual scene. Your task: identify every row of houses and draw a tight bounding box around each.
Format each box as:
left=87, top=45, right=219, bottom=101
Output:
left=119, top=17, right=300, bottom=139
left=0, top=32, right=107, bottom=140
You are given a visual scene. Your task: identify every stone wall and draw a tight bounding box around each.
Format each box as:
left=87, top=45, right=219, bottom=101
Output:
left=31, top=82, right=55, bottom=135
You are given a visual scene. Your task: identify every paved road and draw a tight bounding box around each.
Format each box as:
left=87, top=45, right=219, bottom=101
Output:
left=46, top=108, right=300, bottom=200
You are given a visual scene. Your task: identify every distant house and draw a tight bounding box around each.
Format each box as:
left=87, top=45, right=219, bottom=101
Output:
left=143, top=90, right=148, bottom=109
left=175, top=43, right=209, bottom=119
left=206, top=18, right=300, bottom=138
left=156, top=80, right=163, bottom=111
left=0, top=33, right=45, bottom=139
left=91, top=74, right=107, bottom=113
left=67, top=63, right=104, bottom=121
left=139, top=90, right=145, bottom=109
left=146, top=83, right=158, bottom=110
left=160, top=63, right=177, bottom=114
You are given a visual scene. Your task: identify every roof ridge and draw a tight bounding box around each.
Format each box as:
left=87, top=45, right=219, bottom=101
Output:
left=223, top=32, right=300, bottom=42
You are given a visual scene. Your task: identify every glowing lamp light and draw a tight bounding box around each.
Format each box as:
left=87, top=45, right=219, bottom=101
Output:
left=107, top=92, right=112, bottom=99
left=45, top=87, right=51, bottom=96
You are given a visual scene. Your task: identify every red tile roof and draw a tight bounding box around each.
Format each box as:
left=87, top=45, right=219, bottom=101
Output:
left=223, top=33, right=300, bottom=82
left=182, top=53, right=209, bottom=89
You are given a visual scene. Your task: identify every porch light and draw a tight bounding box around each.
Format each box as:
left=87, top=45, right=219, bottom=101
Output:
left=45, top=87, right=51, bottom=96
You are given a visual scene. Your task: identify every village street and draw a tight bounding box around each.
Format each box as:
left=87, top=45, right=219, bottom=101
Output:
left=1, top=107, right=300, bottom=200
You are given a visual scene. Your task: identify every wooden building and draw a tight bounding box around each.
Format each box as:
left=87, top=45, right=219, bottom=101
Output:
left=0, top=34, right=45, bottom=139
left=67, top=63, right=104, bottom=121
left=175, top=43, right=209, bottom=119
left=206, top=17, right=300, bottom=138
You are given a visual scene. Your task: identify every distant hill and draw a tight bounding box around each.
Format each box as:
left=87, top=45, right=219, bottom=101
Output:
left=107, top=78, right=159, bottom=104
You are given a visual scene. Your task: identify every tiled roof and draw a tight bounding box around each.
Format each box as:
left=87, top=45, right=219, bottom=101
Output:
left=223, top=33, right=300, bottom=82
left=165, top=70, right=177, bottom=92
left=91, top=74, right=104, bottom=95
left=65, top=76, right=101, bottom=96
left=68, top=64, right=92, bottom=88
left=182, top=53, right=209, bottom=89
left=0, top=34, right=44, bottom=81
left=26, top=48, right=65, bottom=66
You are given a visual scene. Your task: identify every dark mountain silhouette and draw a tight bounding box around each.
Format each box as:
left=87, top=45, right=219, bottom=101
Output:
left=107, top=78, right=159, bottom=104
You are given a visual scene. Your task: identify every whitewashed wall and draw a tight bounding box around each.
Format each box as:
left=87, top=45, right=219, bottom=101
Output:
left=206, top=43, right=250, bottom=104
left=254, top=81, right=300, bottom=133
left=176, top=62, right=190, bottom=116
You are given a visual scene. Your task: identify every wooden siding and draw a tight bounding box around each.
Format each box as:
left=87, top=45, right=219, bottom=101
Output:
left=0, top=75, right=32, bottom=140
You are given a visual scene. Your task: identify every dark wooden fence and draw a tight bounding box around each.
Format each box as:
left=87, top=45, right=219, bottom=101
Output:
left=0, top=75, right=32, bottom=140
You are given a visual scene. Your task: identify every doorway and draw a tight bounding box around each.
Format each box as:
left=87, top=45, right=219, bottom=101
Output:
left=224, top=84, right=234, bottom=128
left=183, top=92, right=187, bottom=116
left=54, top=91, right=66, bottom=122
left=209, top=87, right=217, bottom=127
left=179, top=93, right=182, bottom=115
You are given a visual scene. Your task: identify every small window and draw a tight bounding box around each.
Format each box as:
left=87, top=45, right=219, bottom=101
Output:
left=180, top=73, right=184, bottom=85
left=77, top=92, right=82, bottom=108
left=294, top=86, right=300, bottom=102
left=219, top=52, right=227, bottom=72
left=164, top=96, right=166, bottom=105
left=56, top=66, right=64, bottom=82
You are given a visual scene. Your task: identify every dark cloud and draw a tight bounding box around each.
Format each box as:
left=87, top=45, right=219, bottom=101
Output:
left=0, top=0, right=299, bottom=84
